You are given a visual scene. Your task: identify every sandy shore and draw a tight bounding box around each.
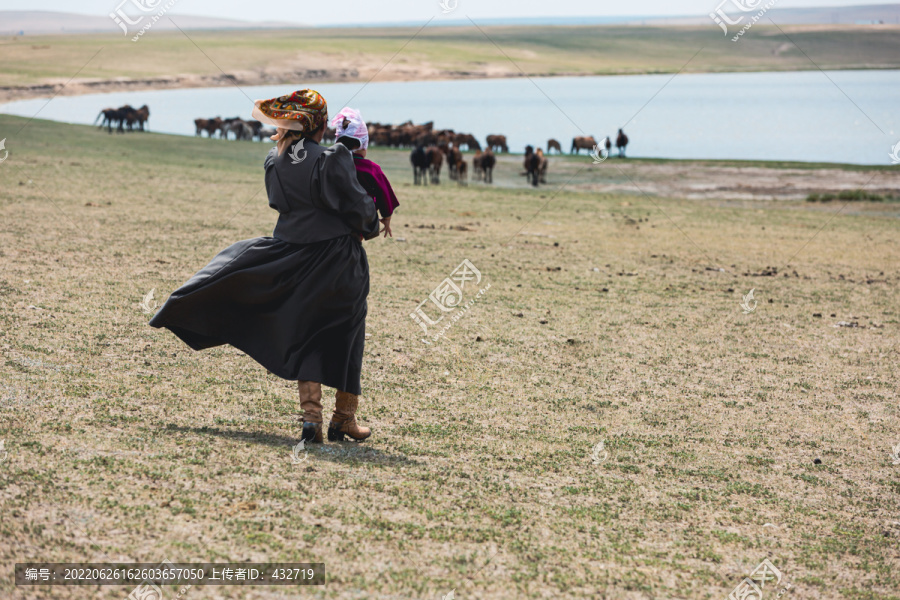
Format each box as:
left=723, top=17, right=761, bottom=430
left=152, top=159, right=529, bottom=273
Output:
left=0, top=62, right=550, bottom=103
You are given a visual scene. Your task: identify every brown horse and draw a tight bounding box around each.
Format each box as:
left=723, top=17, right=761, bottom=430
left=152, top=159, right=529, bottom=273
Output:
left=571, top=135, right=597, bottom=154
left=486, top=134, right=508, bottom=153
left=455, top=133, right=481, bottom=151
left=427, top=146, right=443, bottom=184
left=475, top=149, right=496, bottom=184
left=133, top=105, right=150, bottom=131
left=547, top=139, right=562, bottom=154
left=456, top=158, right=468, bottom=186
left=536, top=149, right=548, bottom=184
left=472, top=150, right=484, bottom=181
left=194, top=117, right=222, bottom=137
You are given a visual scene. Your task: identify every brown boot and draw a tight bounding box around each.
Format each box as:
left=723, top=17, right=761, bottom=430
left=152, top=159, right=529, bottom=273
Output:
left=298, top=380, right=323, bottom=443
left=328, top=390, right=371, bottom=442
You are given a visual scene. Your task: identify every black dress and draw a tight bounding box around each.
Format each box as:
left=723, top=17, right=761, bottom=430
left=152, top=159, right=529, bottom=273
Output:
left=149, top=139, right=379, bottom=395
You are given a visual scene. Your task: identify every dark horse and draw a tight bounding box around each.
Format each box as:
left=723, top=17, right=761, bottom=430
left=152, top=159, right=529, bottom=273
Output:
left=410, top=146, right=430, bottom=185
left=524, top=145, right=543, bottom=187
left=616, top=129, right=629, bottom=158
left=475, top=149, right=496, bottom=184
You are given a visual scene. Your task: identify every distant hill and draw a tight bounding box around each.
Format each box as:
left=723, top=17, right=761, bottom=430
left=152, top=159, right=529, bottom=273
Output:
left=352, top=5, right=900, bottom=28
left=0, top=10, right=303, bottom=36
left=1, top=5, right=899, bottom=36
left=649, top=3, right=900, bottom=25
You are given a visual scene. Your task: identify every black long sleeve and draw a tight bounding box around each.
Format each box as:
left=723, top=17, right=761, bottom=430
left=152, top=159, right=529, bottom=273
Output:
left=314, top=144, right=379, bottom=240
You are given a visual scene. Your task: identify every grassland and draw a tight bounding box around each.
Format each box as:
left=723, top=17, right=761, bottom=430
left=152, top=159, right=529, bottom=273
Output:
left=2, top=24, right=900, bottom=99
left=0, top=115, right=899, bottom=599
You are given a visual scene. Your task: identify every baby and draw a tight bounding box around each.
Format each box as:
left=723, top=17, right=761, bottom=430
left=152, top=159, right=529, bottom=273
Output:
left=330, top=107, right=398, bottom=237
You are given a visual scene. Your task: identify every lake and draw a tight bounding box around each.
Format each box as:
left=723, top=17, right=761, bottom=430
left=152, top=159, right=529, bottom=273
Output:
left=2, top=70, right=898, bottom=165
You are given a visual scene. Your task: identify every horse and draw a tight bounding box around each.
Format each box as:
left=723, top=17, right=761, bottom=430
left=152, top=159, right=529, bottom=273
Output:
left=456, top=158, right=468, bottom=186
left=104, top=106, right=132, bottom=134
left=524, top=145, right=544, bottom=187
left=245, top=119, right=263, bottom=141
left=410, top=146, right=430, bottom=185
left=445, top=146, right=462, bottom=181
left=571, top=135, right=597, bottom=154
left=219, top=117, right=243, bottom=139
left=133, top=105, right=150, bottom=131
left=523, top=145, right=536, bottom=183
left=427, top=146, right=443, bottom=184
left=223, top=119, right=253, bottom=141
left=120, top=105, right=144, bottom=132
left=535, top=149, right=548, bottom=184
left=616, top=129, right=629, bottom=158
left=455, top=133, right=481, bottom=151
left=94, top=108, right=119, bottom=133
left=547, top=139, right=562, bottom=154
left=194, top=117, right=222, bottom=137
left=486, top=134, right=508, bottom=153
left=478, top=149, right=496, bottom=184
left=472, top=150, right=484, bottom=182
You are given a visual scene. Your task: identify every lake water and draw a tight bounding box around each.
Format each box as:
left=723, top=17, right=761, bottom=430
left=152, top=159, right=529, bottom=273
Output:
left=2, top=70, right=898, bottom=165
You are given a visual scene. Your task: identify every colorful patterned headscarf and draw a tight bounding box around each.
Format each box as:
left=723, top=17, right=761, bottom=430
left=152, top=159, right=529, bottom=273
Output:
left=252, top=89, right=328, bottom=132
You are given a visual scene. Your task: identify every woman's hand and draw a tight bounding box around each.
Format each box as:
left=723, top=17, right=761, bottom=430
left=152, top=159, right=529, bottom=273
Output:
left=381, top=216, right=393, bottom=238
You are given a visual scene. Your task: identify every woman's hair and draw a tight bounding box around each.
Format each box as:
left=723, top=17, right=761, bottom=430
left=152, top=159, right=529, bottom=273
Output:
left=271, top=123, right=325, bottom=156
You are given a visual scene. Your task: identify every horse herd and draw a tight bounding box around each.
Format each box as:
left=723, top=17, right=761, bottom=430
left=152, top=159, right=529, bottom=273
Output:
left=566, top=129, right=630, bottom=158
left=93, top=105, right=150, bottom=133
left=406, top=126, right=631, bottom=188
left=192, top=117, right=279, bottom=142
left=92, top=105, right=630, bottom=188
left=410, top=145, right=497, bottom=187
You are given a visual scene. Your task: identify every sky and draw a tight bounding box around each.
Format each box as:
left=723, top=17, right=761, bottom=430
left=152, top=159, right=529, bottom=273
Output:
left=4, top=0, right=900, bottom=25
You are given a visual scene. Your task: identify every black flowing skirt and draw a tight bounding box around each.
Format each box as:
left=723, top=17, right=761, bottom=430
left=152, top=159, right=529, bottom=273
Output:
left=149, top=235, right=369, bottom=395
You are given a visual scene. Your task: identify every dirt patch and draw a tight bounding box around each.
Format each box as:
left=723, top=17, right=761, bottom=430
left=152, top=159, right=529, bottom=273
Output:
left=571, top=162, right=900, bottom=202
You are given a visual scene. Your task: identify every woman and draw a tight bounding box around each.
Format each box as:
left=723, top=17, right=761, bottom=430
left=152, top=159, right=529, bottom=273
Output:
left=150, top=89, right=381, bottom=444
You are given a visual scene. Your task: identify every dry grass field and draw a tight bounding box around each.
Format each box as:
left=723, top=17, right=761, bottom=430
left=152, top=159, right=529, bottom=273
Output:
left=0, top=114, right=899, bottom=599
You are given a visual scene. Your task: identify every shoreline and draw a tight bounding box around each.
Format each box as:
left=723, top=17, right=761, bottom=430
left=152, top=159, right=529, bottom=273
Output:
left=0, top=67, right=537, bottom=103
left=2, top=64, right=898, bottom=104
